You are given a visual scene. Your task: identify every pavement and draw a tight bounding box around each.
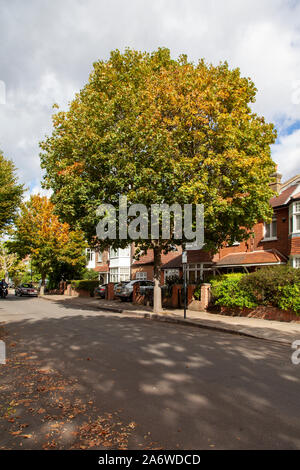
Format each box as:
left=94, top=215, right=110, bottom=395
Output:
left=40, top=294, right=300, bottom=345
left=1, top=295, right=300, bottom=449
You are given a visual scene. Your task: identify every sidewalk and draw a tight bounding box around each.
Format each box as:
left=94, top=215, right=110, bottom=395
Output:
left=40, top=295, right=300, bottom=345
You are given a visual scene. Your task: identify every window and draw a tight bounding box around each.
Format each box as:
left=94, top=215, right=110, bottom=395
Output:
left=110, top=267, right=118, bottom=283
left=109, top=246, right=131, bottom=259
left=186, top=263, right=212, bottom=282
left=292, top=257, right=300, bottom=268
left=86, top=248, right=94, bottom=262
left=119, top=247, right=131, bottom=257
left=136, top=271, right=147, bottom=280
left=110, top=267, right=130, bottom=282
left=97, top=251, right=103, bottom=263
left=289, top=202, right=300, bottom=234
left=109, top=248, right=118, bottom=259
left=263, top=219, right=277, bottom=240
left=165, top=269, right=179, bottom=280
left=119, top=267, right=130, bottom=281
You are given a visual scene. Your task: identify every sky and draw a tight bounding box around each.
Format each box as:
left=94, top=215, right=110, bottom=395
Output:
left=0, top=0, right=300, bottom=197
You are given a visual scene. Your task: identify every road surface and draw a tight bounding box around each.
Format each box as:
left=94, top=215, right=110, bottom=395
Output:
left=0, top=295, right=299, bottom=449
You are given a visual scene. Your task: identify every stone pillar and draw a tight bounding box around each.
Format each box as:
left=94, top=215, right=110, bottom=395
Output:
left=200, top=283, right=211, bottom=310
left=65, top=284, right=72, bottom=296
left=106, top=282, right=115, bottom=300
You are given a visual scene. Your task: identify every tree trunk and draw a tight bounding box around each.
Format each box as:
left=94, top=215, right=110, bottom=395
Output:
left=40, top=274, right=46, bottom=295
left=153, top=245, right=162, bottom=313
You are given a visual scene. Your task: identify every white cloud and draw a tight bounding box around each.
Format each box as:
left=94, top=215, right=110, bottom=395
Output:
left=272, top=129, right=300, bottom=179
left=0, top=0, right=300, bottom=189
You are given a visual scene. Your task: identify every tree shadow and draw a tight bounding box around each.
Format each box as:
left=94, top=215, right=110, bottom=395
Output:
left=1, top=313, right=300, bottom=449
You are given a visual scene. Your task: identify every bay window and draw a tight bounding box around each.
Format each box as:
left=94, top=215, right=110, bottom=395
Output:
left=289, top=202, right=300, bottom=234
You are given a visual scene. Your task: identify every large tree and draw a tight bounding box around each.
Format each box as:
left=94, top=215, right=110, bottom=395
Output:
left=40, top=48, right=277, bottom=312
left=9, top=195, right=87, bottom=286
left=0, top=150, right=23, bottom=233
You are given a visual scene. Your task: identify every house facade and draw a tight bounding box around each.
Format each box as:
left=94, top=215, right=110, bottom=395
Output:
left=87, top=171, right=300, bottom=284
left=162, top=171, right=300, bottom=281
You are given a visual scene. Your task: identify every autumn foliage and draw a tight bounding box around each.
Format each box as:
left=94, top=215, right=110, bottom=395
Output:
left=10, top=195, right=86, bottom=285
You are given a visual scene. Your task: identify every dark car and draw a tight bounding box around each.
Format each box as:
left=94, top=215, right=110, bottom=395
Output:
left=15, top=283, right=38, bottom=297
left=94, top=284, right=107, bottom=298
left=116, top=280, right=154, bottom=301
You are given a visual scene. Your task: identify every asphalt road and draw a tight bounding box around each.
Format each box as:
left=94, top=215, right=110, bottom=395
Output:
left=1, top=295, right=300, bottom=449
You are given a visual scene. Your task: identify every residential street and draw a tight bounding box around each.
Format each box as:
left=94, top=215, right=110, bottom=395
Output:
left=0, top=295, right=300, bottom=450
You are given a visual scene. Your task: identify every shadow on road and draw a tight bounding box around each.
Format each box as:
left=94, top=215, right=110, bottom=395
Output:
left=1, top=310, right=300, bottom=449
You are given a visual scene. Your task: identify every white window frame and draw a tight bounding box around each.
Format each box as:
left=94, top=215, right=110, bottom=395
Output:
left=86, top=248, right=96, bottom=268
left=86, top=248, right=94, bottom=262
left=109, top=248, right=118, bottom=259
left=165, top=269, right=180, bottom=280
left=289, top=202, right=300, bottom=235
left=263, top=218, right=277, bottom=241
left=109, top=267, right=130, bottom=283
left=136, top=271, right=147, bottom=281
left=291, top=256, right=300, bottom=269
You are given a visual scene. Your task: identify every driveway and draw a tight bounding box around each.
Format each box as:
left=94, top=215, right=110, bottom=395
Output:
left=0, top=295, right=300, bottom=449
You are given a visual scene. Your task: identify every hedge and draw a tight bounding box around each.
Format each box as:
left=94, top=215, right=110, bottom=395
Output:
left=211, top=266, right=300, bottom=314
left=71, top=279, right=99, bottom=296
left=211, top=273, right=258, bottom=309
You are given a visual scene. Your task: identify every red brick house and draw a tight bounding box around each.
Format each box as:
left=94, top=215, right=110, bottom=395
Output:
left=161, top=171, right=300, bottom=281
left=88, top=171, right=300, bottom=284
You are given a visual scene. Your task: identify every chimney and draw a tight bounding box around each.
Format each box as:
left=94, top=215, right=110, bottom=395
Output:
left=270, top=165, right=282, bottom=194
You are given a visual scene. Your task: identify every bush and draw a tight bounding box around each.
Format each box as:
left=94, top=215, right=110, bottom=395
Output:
left=71, top=279, right=99, bottom=296
left=277, top=284, right=300, bottom=313
left=210, top=273, right=258, bottom=309
left=240, top=266, right=300, bottom=309
left=193, top=283, right=202, bottom=300
left=81, top=268, right=100, bottom=280
left=210, top=267, right=300, bottom=314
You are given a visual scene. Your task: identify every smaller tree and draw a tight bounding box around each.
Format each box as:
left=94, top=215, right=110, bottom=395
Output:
left=9, top=195, right=87, bottom=286
left=0, top=150, right=23, bottom=233
left=0, top=242, right=26, bottom=283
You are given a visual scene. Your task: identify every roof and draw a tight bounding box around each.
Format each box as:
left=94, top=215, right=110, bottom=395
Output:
left=215, top=250, right=286, bottom=267
left=291, top=192, right=300, bottom=201
left=270, top=185, right=298, bottom=208
left=133, top=247, right=183, bottom=266
left=94, top=265, right=109, bottom=272
left=161, top=254, right=183, bottom=269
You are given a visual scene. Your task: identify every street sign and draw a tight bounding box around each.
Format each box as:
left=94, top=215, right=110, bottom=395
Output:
left=182, top=251, right=187, bottom=264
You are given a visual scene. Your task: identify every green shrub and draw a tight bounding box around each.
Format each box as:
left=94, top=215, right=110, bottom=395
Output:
left=71, top=279, right=99, bottom=296
left=210, top=273, right=258, bottom=309
left=277, top=284, right=300, bottom=313
left=81, top=268, right=100, bottom=280
left=240, top=266, right=300, bottom=310
left=193, top=283, right=202, bottom=300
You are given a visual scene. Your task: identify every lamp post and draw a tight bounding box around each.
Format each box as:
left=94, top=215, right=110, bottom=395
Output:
left=182, top=251, right=187, bottom=319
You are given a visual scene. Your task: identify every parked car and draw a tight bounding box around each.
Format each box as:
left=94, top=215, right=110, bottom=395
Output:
left=15, top=283, right=38, bottom=297
left=114, top=281, right=129, bottom=296
left=115, top=280, right=154, bottom=301
left=94, top=284, right=107, bottom=298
